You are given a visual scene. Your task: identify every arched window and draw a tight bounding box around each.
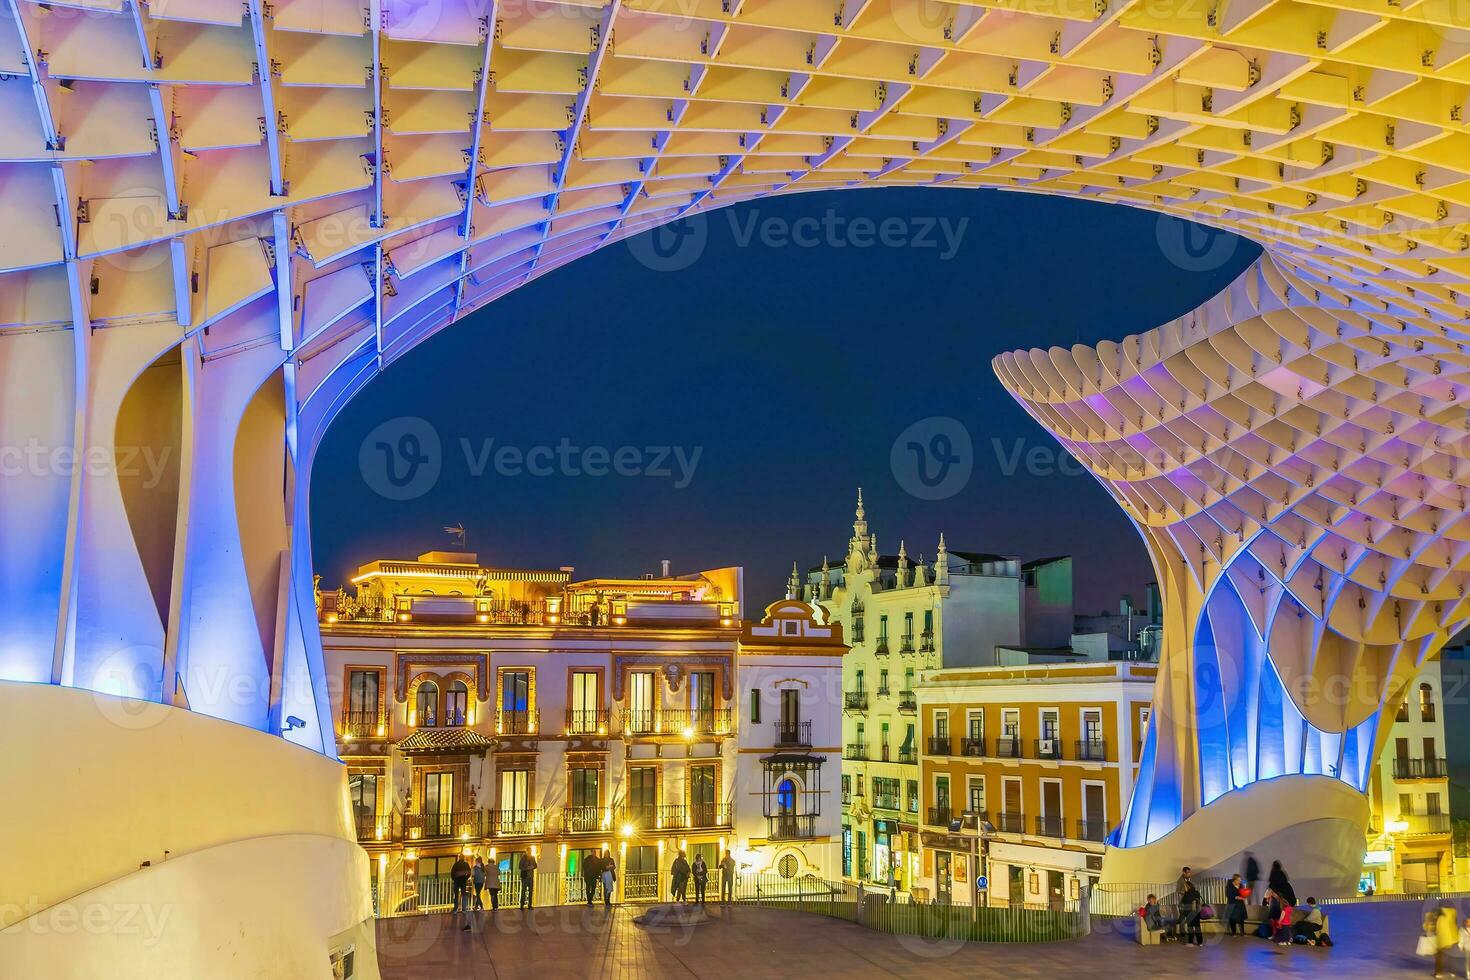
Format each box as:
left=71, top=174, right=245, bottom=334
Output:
left=416, top=681, right=439, bottom=727
left=1421, top=683, right=1436, bottom=722
left=445, top=680, right=469, bottom=726
left=776, top=778, right=796, bottom=815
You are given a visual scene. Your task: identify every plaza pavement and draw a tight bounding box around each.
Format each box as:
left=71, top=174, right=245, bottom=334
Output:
left=376, top=897, right=1444, bottom=979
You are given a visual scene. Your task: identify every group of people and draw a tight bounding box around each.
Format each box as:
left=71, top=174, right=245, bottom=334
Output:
left=1141, top=856, right=1328, bottom=949
left=1420, top=900, right=1470, bottom=978
left=670, top=850, right=736, bottom=904
left=580, top=850, right=618, bottom=906
left=447, top=850, right=539, bottom=927
left=443, top=848, right=740, bottom=919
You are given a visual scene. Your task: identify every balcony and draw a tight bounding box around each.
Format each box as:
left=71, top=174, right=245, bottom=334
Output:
left=776, top=719, right=813, bottom=748
left=876, top=685, right=891, bottom=699
left=621, top=707, right=733, bottom=737
left=563, top=805, right=616, bottom=834
left=897, top=746, right=918, bottom=765
left=565, top=708, right=610, bottom=736
left=960, top=737, right=985, bottom=757
left=873, top=793, right=901, bottom=812
left=624, top=804, right=659, bottom=830
left=1075, top=739, right=1107, bottom=762
left=926, top=735, right=952, bottom=756
left=658, top=803, right=732, bottom=829
left=490, top=808, right=545, bottom=836
left=926, top=806, right=954, bottom=827
left=1034, top=737, right=1062, bottom=760
left=1397, top=812, right=1452, bottom=835
left=874, top=638, right=889, bottom=655
left=843, top=691, right=869, bottom=712
left=1034, top=814, right=1065, bottom=838
left=852, top=620, right=865, bottom=643
left=1076, top=818, right=1109, bottom=843
left=900, top=636, right=915, bottom=655
left=624, top=873, right=660, bottom=900
left=403, top=809, right=487, bottom=841
left=340, top=710, right=387, bottom=740
left=1393, top=757, right=1448, bottom=779
left=919, top=630, right=935, bottom=653
left=496, top=708, right=539, bottom=736
left=995, top=811, right=1025, bottom=834
left=768, top=814, right=818, bottom=840
left=844, top=742, right=869, bottom=761
left=995, top=736, right=1022, bottom=759
left=898, top=691, right=917, bottom=713
left=353, top=812, right=393, bottom=842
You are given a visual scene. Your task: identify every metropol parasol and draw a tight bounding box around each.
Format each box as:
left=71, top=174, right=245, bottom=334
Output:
left=1, top=0, right=1467, bottom=971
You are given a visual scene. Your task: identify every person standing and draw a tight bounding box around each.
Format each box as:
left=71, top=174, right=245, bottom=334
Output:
left=671, top=851, right=691, bottom=903
left=450, top=854, right=472, bottom=914
left=692, top=854, right=709, bottom=906
left=1243, top=853, right=1260, bottom=903
left=519, top=851, right=538, bottom=909
left=1177, top=877, right=1204, bottom=948
left=719, top=851, right=736, bottom=904
left=1432, top=901, right=1459, bottom=977
left=1225, top=873, right=1246, bottom=936
left=582, top=852, right=603, bottom=906
left=485, top=857, right=502, bottom=911
left=1268, top=860, right=1296, bottom=907
left=601, top=851, right=617, bottom=907
left=472, top=857, right=486, bottom=911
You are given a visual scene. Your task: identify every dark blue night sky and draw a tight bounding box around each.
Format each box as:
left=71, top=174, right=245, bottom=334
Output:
left=311, top=187, right=1259, bottom=616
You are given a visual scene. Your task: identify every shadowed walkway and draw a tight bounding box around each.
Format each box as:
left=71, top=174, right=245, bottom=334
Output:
left=377, top=899, right=1441, bottom=978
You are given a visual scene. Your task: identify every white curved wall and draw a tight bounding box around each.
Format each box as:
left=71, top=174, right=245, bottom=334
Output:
left=0, top=681, right=377, bottom=978
left=1100, top=773, right=1369, bottom=898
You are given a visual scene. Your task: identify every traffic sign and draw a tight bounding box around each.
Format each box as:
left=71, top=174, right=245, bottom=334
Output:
left=976, top=875, right=988, bottom=891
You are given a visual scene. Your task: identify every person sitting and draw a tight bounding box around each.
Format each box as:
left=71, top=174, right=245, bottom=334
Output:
left=1141, top=894, right=1164, bottom=931
left=1261, top=889, right=1283, bottom=940
left=1293, top=897, right=1324, bottom=945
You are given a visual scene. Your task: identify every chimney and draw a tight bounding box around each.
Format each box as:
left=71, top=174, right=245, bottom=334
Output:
left=660, top=559, right=671, bottom=577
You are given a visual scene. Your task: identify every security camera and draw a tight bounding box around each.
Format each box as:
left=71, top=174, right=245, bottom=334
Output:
left=284, top=715, right=306, bottom=731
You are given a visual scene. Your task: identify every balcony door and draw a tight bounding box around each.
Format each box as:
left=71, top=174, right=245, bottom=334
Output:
left=691, top=671, right=715, bottom=731
left=629, top=671, right=655, bottom=733
left=569, top=767, right=600, bottom=830
left=350, top=773, right=378, bottom=827
left=424, top=771, right=453, bottom=835
left=501, top=769, right=530, bottom=820
left=1083, top=782, right=1105, bottom=840
left=501, top=670, right=531, bottom=732
left=571, top=671, right=599, bottom=733
left=780, top=689, right=800, bottom=730
left=1081, top=708, right=1102, bottom=744
left=1041, top=780, right=1062, bottom=836
left=690, top=764, right=717, bottom=826
left=628, top=767, right=656, bottom=826
left=348, top=670, right=379, bottom=716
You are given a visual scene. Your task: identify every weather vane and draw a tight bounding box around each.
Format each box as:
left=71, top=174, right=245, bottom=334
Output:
left=443, top=523, right=466, bottom=548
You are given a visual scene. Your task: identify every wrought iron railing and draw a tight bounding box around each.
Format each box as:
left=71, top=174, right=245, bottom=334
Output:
left=496, top=708, right=538, bottom=735
left=927, top=735, right=952, bottom=756
left=768, top=814, right=818, bottom=839
left=565, top=708, right=610, bottom=735
left=995, top=736, right=1022, bottom=758
left=341, top=710, right=387, bottom=739
left=1393, top=757, right=1448, bottom=779
left=1075, top=739, right=1107, bottom=762
left=776, top=720, right=812, bottom=747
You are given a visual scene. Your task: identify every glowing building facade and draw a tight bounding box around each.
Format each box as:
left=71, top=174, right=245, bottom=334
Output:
left=4, top=0, right=1470, bottom=968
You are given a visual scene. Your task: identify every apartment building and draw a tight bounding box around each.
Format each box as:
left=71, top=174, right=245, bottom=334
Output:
left=914, top=662, right=1156, bottom=906
left=1363, top=658, right=1459, bottom=893
left=804, top=491, right=1048, bottom=890
left=319, top=550, right=745, bottom=905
